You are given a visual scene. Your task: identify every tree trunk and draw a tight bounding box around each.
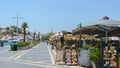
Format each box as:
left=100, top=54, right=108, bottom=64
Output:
left=23, top=28, right=26, bottom=42
left=34, top=33, right=35, bottom=41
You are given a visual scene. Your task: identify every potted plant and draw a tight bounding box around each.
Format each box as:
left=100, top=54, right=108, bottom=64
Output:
left=78, top=44, right=91, bottom=67
left=64, top=38, right=75, bottom=47
left=89, top=46, right=102, bottom=68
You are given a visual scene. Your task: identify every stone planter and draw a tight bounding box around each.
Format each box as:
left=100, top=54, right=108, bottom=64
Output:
left=78, top=49, right=90, bottom=67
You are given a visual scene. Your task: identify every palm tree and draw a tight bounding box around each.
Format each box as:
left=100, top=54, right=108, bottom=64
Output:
left=21, top=22, right=28, bottom=42
left=38, top=32, right=40, bottom=41
left=33, top=32, right=36, bottom=41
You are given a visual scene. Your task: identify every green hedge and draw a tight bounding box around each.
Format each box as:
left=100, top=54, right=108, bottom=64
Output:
left=65, top=39, right=75, bottom=44
left=18, top=42, right=30, bottom=47
left=31, top=41, right=37, bottom=45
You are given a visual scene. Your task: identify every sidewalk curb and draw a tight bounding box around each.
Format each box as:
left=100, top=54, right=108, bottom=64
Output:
left=47, top=45, right=55, bottom=64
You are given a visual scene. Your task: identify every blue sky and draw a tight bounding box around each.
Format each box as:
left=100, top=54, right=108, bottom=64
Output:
left=0, top=0, right=120, bottom=34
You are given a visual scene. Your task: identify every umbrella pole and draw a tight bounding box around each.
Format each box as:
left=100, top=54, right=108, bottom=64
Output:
left=105, top=31, right=108, bottom=44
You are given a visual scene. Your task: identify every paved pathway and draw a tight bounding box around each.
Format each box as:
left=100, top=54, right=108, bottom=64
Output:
left=18, top=42, right=52, bottom=63
left=0, top=43, right=53, bottom=68
left=0, top=42, right=82, bottom=68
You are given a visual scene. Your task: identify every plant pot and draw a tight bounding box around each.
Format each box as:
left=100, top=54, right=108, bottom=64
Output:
left=78, top=49, right=90, bottom=67
left=95, top=62, right=101, bottom=68
left=91, top=61, right=101, bottom=68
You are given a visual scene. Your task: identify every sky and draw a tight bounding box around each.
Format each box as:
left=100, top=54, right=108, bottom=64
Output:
left=0, top=0, right=120, bottom=34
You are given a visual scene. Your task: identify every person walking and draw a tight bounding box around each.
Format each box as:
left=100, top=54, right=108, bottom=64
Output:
left=46, top=39, right=49, bottom=45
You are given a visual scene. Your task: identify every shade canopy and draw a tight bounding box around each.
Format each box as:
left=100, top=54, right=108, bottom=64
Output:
left=72, top=16, right=120, bottom=36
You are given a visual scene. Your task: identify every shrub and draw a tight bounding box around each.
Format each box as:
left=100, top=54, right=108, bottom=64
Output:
left=65, top=39, right=75, bottom=45
left=77, top=48, right=82, bottom=56
left=49, top=40, right=53, bottom=45
left=26, top=42, right=31, bottom=46
left=31, top=41, right=37, bottom=45
left=83, top=44, right=91, bottom=50
left=18, top=42, right=30, bottom=47
left=89, top=46, right=102, bottom=63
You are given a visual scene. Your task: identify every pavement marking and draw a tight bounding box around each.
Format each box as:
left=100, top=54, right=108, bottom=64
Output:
left=8, top=44, right=41, bottom=60
left=8, top=47, right=34, bottom=60
left=20, top=57, right=51, bottom=59
left=0, top=49, right=9, bottom=53
left=31, top=44, right=39, bottom=49
left=8, top=50, right=27, bottom=60
left=0, top=58, right=77, bottom=68
left=0, top=58, right=58, bottom=68
left=25, top=54, right=50, bottom=55
left=0, top=43, right=82, bottom=68
left=48, top=45, right=54, bottom=64
left=0, top=58, right=53, bottom=68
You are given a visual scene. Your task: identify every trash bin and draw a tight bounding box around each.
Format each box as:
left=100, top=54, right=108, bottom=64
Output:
left=10, top=43, right=17, bottom=51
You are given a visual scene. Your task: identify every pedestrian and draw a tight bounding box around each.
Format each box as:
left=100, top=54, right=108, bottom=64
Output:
left=46, top=39, right=49, bottom=45
left=53, top=36, right=58, bottom=49
left=51, top=40, right=54, bottom=50
left=60, top=36, right=64, bottom=49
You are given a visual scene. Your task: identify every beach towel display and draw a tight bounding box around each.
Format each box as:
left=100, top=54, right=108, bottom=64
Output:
left=118, top=53, right=120, bottom=68
left=102, top=43, right=118, bottom=68
left=65, top=47, right=78, bottom=65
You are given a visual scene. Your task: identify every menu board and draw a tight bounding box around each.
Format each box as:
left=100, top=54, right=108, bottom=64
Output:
left=65, top=47, right=78, bottom=65
left=103, top=43, right=118, bottom=68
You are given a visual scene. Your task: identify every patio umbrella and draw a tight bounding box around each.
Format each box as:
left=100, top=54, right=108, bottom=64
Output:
left=72, top=16, right=120, bottom=43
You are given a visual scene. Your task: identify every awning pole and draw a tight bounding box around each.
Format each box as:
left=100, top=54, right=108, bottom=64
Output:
left=105, top=31, right=108, bottom=44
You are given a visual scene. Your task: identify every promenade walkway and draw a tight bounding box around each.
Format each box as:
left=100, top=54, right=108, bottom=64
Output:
left=18, top=42, right=52, bottom=63
left=0, top=42, right=83, bottom=68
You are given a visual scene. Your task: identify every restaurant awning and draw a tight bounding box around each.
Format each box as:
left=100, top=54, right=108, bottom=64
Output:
left=72, top=16, right=120, bottom=43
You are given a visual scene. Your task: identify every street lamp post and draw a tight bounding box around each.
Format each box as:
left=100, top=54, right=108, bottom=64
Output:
left=12, top=12, right=22, bottom=43
left=77, top=23, right=82, bottom=48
